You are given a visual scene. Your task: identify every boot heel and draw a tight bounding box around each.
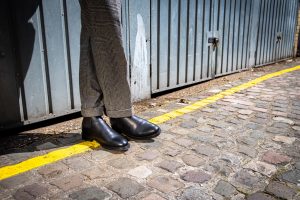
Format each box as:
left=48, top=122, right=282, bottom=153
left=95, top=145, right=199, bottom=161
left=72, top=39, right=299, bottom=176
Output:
left=81, top=131, right=93, bottom=141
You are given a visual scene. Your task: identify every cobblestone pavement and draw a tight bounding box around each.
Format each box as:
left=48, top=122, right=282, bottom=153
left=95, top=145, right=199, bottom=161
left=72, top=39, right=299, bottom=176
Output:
left=0, top=64, right=300, bottom=200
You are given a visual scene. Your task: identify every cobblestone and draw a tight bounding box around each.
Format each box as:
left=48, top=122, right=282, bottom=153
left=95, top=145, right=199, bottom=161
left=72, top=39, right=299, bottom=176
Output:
left=213, top=180, right=238, bottom=198
left=244, top=160, right=277, bottom=177
left=156, top=160, right=184, bottom=173
left=0, top=173, right=30, bottom=189
left=51, top=174, right=84, bottom=191
left=13, top=183, right=48, bottom=200
left=107, top=158, right=135, bottom=169
left=265, top=181, right=296, bottom=200
left=136, top=150, right=160, bottom=161
left=178, top=187, right=212, bottom=200
left=38, top=162, right=69, bottom=179
left=181, top=154, right=205, bottom=167
left=147, top=176, right=184, bottom=193
left=246, top=192, right=276, bottom=200
left=128, top=166, right=152, bottom=178
left=238, top=145, right=257, bottom=158
left=193, top=144, right=219, bottom=157
left=1, top=63, right=300, bottom=200
left=261, top=150, right=291, bottom=165
left=279, top=169, right=300, bottom=185
left=142, top=193, right=166, bottom=200
left=181, top=170, right=211, bottom=183
left=107, top=177, right=144, bottom=198
left=69, top=187, right=109, bottom=200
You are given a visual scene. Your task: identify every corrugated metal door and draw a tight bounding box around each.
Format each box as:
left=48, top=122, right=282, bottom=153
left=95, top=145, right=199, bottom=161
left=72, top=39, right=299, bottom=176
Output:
left=7, top=0, right=81, bottom=126
left=0, top=1, right=21, bottom=129
left=255, top=0, right=298, bottom=65
left=151, top=0, right=214, bottom=93
left=214, top=0, right=253, bottom=77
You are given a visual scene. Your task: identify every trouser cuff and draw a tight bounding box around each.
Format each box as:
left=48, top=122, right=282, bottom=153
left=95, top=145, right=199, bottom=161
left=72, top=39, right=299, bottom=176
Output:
left=106, top=108, right=133, bottom=118
left=81, top=106, right=104, bottom=117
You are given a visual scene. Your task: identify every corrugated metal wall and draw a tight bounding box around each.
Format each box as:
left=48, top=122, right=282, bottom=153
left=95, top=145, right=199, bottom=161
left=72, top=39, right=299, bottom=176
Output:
left=150, top=0, right=298, bottom=93
left=255, top=0, right=298, bottom=65
left=0, top=0, right=298, bottom=130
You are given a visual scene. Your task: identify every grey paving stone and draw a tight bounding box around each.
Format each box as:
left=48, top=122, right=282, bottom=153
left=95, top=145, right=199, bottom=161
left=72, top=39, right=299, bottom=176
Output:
left=128, top=166, right=152, bottom=178
left=64, top=157, right=93, bottom=171
left=36, top=142, right=57, bottom=150
left=244, top=160, right=276, bottom=177
left=57, top=133, right=82, bottom=145
left=197, top=125, right=214, bottom=133
left=238, top=109, right=253, bottom=115
left=51, top=174, right=84, bottom=191
left=38, top=162, right=69, bottom=179
left=213, top=180, right=238, bottom=198
left=220, top=153, right=242, bottom=167
left=272, top=122, right=290, bottom=129
left=266, top=181, right=296, bottom=200
left=162, top=147, right=182, bottom=157
left=284, top=140, right=300, bottom=158
left=266, top=127, right=286, bottom=135
left=238, top=145, right=257, bottom=158
left=249, top=130, right=267, bottom=139
left=181, top=154, right=205, bottom=167
left=214, top=138, right=236, bottom=149
left=156, top=160, right=184, bottom=173
left=13, top=183, right=48, bottom=200
left=178, top=187, right=212, bottom=200
left=237, top=137, right=258, bottom=147
left=233, top=169, right=264, bottom=188
left=193, top=144, right=219, bottom=157
left=246, top=192, right=276, bottom=200
left=205, top=160, right=233, bottom=177
left=81, top=167, right=113, bottom=179
left=250, top=117, right=269, bottom=125
left=147, top=176, right=184, bottom=193
left=0, top=173, right=29, bottom=189
left=142, top=193, right=166, bottom=200
left=107, top=177, right=144, bottom=199
left=179, top=120, right=198, bottom=129
left=173, top=138, right=194, bottom=148
left=136, top=150, right=160, bottom=161
left=273, top=117, right=294, bottom=125
left=279, top=169, right=300, bottom=185
left=180, top=170, right=211, bottom=183
left=139, top=140, right=162, bottom=150
left=188, top=132, right=215, bottom=143
left=69, top=186, right=109, bottom=200
left=87, top=150, right=111, bottom=161
left=296, top=162, right=300, bottom=170
left=107, top=158, right=135, bottom=169
left=208, top=121, right=231, bottom=129
left=245, top=123, right=263, bottom=130
left=261, top=150, right=291, bottom=165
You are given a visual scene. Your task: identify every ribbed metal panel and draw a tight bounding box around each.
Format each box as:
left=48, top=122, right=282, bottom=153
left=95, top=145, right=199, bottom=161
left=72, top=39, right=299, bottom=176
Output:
left=256, top=0, right=298, bottom=65
left=0, top=0, right=298, bottom=130
left=150, top=0, right=298, bottom=93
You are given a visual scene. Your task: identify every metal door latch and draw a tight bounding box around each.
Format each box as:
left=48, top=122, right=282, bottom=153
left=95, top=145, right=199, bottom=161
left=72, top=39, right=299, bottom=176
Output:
left=208, top=37, right=219, bottom=50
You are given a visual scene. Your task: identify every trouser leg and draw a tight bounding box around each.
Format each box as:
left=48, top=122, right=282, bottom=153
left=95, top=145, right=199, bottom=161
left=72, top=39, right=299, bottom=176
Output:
left=79, top=0, right=132, bottom=118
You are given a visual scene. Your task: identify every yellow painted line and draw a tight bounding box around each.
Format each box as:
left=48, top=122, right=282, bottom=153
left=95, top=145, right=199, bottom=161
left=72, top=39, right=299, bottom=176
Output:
left=0, top=65, right=299, bottom=181
left=149, top=65, right=300, bottom=124
left=0, top=141, right=100, bottom=181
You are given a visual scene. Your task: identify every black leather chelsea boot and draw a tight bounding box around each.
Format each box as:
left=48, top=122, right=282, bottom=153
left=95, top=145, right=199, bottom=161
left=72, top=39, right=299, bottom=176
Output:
left=110, top=115, right=161, bottom=140
left=82, top=116, right=130, bottom=151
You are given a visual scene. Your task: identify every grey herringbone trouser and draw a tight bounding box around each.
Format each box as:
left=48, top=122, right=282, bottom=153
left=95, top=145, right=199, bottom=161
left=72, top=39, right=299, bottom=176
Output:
left=79, top=0, right=132, bottom=118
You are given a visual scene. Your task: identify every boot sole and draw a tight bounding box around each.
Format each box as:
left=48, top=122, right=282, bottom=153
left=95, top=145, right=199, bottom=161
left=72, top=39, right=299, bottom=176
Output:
left=82, top=134, right=130, bottom=152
